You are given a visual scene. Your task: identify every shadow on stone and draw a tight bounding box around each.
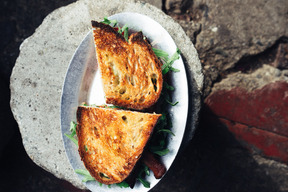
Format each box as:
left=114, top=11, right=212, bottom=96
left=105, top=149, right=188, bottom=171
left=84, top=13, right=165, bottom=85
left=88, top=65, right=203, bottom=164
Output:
left=226, top=36, right=288, bottom=75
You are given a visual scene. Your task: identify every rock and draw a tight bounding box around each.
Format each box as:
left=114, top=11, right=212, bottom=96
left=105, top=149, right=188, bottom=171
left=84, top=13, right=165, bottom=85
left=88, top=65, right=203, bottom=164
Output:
left=144, top=0, right=162, bottom=10
left=165, top=0, right=288, bottom=96
left=10, top=0, right=203, bottom=189
left=204, top=65, right=288, bottom=163
left=218, top=117, right=288, bottom=163
left=272, top=42, right=288, bottom=69
left=212, top=64, right=288, bottom=92
left=195, top=0, right=287, bottom=68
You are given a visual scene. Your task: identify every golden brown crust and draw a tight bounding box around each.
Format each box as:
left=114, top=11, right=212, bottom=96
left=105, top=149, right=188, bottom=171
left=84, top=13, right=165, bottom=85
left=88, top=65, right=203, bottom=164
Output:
left=76, top=106, right=161, bottom=184
left=91, top=21, right=163, bottom=110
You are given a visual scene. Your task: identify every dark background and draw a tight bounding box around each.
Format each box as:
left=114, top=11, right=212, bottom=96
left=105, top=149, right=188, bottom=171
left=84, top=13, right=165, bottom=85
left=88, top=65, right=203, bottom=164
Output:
left=0, top=0, right=287, bottom=192
left=0, top=1, right=81, bottom=191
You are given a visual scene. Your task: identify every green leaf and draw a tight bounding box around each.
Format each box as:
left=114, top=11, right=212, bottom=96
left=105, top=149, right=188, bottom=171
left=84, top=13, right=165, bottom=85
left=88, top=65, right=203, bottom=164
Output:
left=69, top=121, right=77, bottom=136
left=82, top=177, right=96, bottom=182
left=75, top=169, right=91, bottom=176
left=159, top=139, right=166, bottom=148
left=165, top=99, right=179, bottom=106
left=149, top=145, right=164, bottom=152
left=105, top=105, right=125, bottom=109
left=116, top=181, right=130, bottom=188
left=144, top=165, right=150, bottom=176
left=169, top=67, right=180, bottom=72
left=64, top=133, right=78, bottom=146
left=75, top=169, right=95, bottom=182
left=137, top=178, right=150, bottom=188
left=152, top=48, right=169, bottom=61
left=167, top=48, right=181, bottom=64
left=157, top=129, right=175, bottom=136
left=123, top=25, right=129, bottom=42
left=117, top=24, right=129, bottom=42
left=162, top=65, right=170, bottom=75
left=152, top=148, right=170, bottom=156
left=161, top=48, right=181, bottom=74
left=101, top=17, right=117, bottom=27
left=164, top=82, right=175, bottom=91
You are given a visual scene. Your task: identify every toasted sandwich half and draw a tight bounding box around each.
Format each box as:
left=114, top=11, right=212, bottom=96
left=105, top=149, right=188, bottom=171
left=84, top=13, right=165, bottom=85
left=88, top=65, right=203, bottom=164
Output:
left=91, top=21, right=163, bottom=110
left=76, top=106, right=161, bottom=184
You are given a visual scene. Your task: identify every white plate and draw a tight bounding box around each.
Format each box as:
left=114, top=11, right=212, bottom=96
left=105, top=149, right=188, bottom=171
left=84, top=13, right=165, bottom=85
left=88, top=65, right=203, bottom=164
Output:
left=60, top=12, right=189, bottom=192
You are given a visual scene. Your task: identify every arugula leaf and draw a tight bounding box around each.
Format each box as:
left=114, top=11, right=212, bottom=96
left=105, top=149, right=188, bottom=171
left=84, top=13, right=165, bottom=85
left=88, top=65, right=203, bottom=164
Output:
left=151, top=148, right=170, bottom=156
left=162, top=89, right=179, bottom=106
left=116, top=181, right=130, bottom=188
left=152, top=48, right=169, bottom=61
left=159, top=139, right=165, bottom=148
left=136, top=163, right=151, bottom=188
left=169, top=67, right=180, bottom=73
left=82, top=176, right=96, bottom=183
left=75, top=168, right=130, bottom=188
left=75, top=169, right=95, bottom=182
left=69, top=121, right=77, bottom=136
left=165, top=99, right=179, bottom=106
left=75, top=169, right=91, bottom=176
left=123, top=25, right=129, bottom=42
left=144, top=165, right=150, bottom=176
left=65, top=121, right=78, bottom=145
left=137, top=178, right=150, bottom=188
left=161, top=48, right=181, bottom=75
left=81, top=103, right=88, bottom=106
left=169, top=48, right=181, bottom=62
left=163, top=82, right=175, bottom=91
left=157, top=129, right=175, bottom=136
left=65, top=133, right=78, bottom=146
left=117, top=24, right=129, bottom=41
left=101, top=17, right=117, bottom=27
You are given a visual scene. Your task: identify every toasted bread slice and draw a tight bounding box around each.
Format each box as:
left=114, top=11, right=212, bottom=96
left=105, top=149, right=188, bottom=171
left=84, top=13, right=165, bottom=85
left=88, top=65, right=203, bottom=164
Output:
left=91, top=21, right=163, bottom=110
left=76, top=106, right=161, bottom=184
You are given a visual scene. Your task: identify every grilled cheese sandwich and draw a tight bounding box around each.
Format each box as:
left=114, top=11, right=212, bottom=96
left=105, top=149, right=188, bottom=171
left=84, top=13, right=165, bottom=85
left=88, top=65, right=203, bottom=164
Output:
left=91, top=21, right=163, bottom=110
left=76, top=106, right=161, bottom=184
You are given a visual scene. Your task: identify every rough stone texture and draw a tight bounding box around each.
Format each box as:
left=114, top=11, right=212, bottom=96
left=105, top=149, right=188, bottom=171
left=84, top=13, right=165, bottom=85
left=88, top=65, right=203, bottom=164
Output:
left=165, top=0, right=288, bottom=96
left=10, top=0, right=203, bottom=189
left=208, top=81, right=288, bottom=136
left=204, top=63, right=288, bottom=163
left=212, top=64, right=288, bottom=92
left=219, top=118, right=288, bottom=163
left=144, top=0, right=162, bottom=10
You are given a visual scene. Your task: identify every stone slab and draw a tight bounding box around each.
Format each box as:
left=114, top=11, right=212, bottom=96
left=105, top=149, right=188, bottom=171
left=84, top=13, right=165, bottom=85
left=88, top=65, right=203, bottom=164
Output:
left=204, top=65, right=288, bottom=163
left=165, top=0, right=288, bottom=97
left=219, top=117, right=288, bottom=163
left=10, top=0, right=203, bottom=189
